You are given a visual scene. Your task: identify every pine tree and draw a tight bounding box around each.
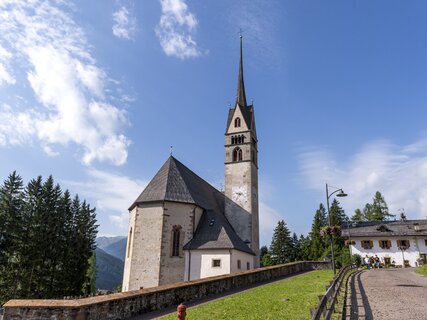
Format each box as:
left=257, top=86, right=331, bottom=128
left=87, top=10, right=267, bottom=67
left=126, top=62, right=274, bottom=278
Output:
left=290, top=232, right=300, bottom=261
left=351, top=208, right=365, bottom=222
left=0, top=173, right=98, bottom=303
left=0, top=171, right=24, bottom=302
left=366, top=191, right=393, bottom=220
left=353, top=191, right=394, bottom=222
left=269, top=220, right=293, bottom=265
left=325, top=199, right=346, bottom=265
left=298, top=234, right=311, bottom=261
left=260, top=245, right=273, bottom=267
left=329, top=199, right=346, bottom=226
left=309, top=203, right=327, bottom=260
left=82, top=251, right=97, bottom=295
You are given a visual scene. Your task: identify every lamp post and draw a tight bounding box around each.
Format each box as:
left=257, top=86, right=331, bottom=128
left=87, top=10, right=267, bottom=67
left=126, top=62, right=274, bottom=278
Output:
left=326, top=184, right=348, bottom=275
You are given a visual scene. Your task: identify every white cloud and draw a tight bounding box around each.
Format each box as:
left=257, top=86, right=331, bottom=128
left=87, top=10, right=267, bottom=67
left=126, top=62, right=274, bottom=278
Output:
left=0, top=104, right=36, bottom=146
left=155, top=0, right=201, bottom=59
left=298, top=139, right=427, bottom=220
left=112, top=6, right=137, bottom=40
left=259, top=200, right=282, bottom=246
left=0, top=63, right=15, bottom=85
left=64, top=169, right=147, bottom=231
left=0, top=0, right=130, bottom=165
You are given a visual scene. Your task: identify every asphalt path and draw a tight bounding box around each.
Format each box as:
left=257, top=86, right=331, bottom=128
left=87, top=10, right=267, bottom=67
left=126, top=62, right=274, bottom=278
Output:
left=350, top=268, right=427, bottom=320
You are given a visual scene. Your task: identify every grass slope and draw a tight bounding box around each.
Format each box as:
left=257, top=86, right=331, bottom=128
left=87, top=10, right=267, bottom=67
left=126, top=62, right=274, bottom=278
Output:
left=161, top=270, right=333, bottom=320
left=416, top=264, right=427, bottom=276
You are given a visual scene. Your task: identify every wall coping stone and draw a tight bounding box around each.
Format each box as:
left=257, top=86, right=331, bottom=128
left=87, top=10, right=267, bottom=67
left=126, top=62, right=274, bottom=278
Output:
left=3, top=261, right=330, bottom=319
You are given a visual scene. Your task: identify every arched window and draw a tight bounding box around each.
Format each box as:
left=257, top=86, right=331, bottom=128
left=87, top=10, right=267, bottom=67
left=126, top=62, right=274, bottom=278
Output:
left=231, top=136, right=235, bottom=144
left=233, top=147, right=243, bottom=162
left=127, top=227, right=132, bottom=258
left=171, top=225, right=182, bottom=257
left=241, top=135, right=245, bottom=143
left=234, top=117, right=241, bottom=127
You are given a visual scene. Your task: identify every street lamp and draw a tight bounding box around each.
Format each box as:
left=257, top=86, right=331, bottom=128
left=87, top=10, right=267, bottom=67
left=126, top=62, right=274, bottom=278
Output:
left=326, top=184, right=348, bottom=275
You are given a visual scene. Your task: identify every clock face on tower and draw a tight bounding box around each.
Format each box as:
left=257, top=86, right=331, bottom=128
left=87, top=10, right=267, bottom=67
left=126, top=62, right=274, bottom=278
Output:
left=232, top=186, right=248, bottom=204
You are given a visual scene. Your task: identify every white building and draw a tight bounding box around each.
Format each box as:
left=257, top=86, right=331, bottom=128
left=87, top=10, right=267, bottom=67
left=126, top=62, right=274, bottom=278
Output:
left=122, top=36, right=260, bottom=292
left=342, top=220, right=427, bottom=267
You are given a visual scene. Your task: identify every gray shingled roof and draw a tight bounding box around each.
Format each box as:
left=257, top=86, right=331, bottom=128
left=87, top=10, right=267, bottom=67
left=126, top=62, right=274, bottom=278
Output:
left=130, top=156, right=254, bottom=255
left=183, top=209, right=255, bottom=255
left=341, top=220, right=427, bottom=237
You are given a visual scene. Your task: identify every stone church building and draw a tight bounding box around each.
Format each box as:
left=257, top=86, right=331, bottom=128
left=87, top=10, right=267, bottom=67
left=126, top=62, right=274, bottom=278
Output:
left=122, top=37, right=260, bottom=291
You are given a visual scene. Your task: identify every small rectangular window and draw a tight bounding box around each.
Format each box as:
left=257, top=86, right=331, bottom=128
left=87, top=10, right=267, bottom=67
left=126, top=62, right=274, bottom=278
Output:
left=379, top=240, right=391, bottom=249
left=361, top=240, right=373, bottom=249
left=246, top=262, right=250, bottom=270
left=212, top=259, right=221, bottom=268
left=425, top=239, right=427, bottom=246
left=237, top=260, right=241, bottom=269
left=397, top=240, right=410, bottom=248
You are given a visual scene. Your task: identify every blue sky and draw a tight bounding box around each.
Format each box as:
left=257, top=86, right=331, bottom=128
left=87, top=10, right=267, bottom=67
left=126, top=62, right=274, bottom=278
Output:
left=1, top=0, right=427, bottom=246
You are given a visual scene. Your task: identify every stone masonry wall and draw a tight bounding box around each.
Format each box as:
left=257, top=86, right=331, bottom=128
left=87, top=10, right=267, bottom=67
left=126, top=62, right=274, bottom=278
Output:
left=3, top=261, right=329, bottom=320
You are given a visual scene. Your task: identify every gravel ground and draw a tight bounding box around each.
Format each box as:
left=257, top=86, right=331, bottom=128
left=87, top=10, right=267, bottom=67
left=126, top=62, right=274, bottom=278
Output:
left=351, top=268, right=427, bottom=320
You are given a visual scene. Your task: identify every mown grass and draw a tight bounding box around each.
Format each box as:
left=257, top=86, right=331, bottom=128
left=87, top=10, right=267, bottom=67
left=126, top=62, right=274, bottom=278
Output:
left=161, top=270, right=333, bottom=320
left=416, top=264, right=427, bottom=276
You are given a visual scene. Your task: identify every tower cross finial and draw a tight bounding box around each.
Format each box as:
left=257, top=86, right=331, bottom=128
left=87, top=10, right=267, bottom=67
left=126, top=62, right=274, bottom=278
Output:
left=170, top=145, right=173, bottom=156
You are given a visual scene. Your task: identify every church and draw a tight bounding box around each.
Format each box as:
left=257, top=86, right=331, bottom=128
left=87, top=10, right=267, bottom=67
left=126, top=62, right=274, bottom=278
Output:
left=122, top=37, right=260, bottom=291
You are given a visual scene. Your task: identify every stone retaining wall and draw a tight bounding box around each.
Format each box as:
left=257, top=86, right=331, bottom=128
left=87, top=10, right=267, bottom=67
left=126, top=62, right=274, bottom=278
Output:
left=3, top=261, right=329, bottom=320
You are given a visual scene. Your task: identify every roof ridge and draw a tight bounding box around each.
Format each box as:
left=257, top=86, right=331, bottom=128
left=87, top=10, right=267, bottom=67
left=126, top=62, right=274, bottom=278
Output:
left=167, top=157, right=195, bottom=203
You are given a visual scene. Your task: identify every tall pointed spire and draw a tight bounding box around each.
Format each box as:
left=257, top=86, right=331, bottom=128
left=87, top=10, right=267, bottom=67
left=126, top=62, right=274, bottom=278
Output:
left=236, top=33, right=247, bottom=107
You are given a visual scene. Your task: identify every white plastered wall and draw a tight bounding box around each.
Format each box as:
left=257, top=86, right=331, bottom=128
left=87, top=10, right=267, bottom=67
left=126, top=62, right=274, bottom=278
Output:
left=184, top=250, right=231, bottom=281
left=230, top=249, right=254, bottom=273
left=350, top=236, right=427, bottom=267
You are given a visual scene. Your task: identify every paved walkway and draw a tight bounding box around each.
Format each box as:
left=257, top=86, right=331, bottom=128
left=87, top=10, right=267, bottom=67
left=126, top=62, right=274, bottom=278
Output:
left=349, top=268, right=427, bottom=320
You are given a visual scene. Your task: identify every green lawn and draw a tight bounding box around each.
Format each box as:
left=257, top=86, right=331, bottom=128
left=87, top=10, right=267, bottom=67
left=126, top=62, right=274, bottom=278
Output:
left=161, top=270, right=333, bottom=320
left=416, top=264, right=427, bottom=276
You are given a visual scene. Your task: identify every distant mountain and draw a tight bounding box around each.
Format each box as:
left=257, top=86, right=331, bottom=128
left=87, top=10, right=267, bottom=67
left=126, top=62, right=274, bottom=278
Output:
left=96, top=236, right=126, bottom=250
left=95, top=247, right=124, bottom=290
left=103, top=238, right=127, bottom=261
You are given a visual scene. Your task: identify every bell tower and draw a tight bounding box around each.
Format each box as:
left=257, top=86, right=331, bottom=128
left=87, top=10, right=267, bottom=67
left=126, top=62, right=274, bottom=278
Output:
left=224, top=35, right=259, bottom=267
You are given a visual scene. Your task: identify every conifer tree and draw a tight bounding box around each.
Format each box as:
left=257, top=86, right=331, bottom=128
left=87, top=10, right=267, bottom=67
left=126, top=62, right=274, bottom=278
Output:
left=326, top=199, right=346, bottom=264
left=366, top=191, right=393, bottom=220
left=260, top=245, right=273, bottom=267
left=290, top=232, right=300, bottom=261
left=0, top=172, right=24, bottom=301
left=309, top=203, right=327, bottom=260
left=0, top=173, right=98, bottom=304
left=351, top=208, right=365, bottom=222
left=269, top=220, right=293, bottom=265
left=298, top=234, right=311, bottom=261
left=352, top=191, right=394, bottom=221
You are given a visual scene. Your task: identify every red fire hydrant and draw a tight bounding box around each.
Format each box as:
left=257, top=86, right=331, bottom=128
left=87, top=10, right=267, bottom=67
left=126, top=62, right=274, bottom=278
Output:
left=177, top=303, right=187, bottom=320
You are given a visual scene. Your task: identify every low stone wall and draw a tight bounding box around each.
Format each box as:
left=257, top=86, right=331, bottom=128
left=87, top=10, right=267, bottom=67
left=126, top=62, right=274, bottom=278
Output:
left=3, top=261, right=329, bottom=320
